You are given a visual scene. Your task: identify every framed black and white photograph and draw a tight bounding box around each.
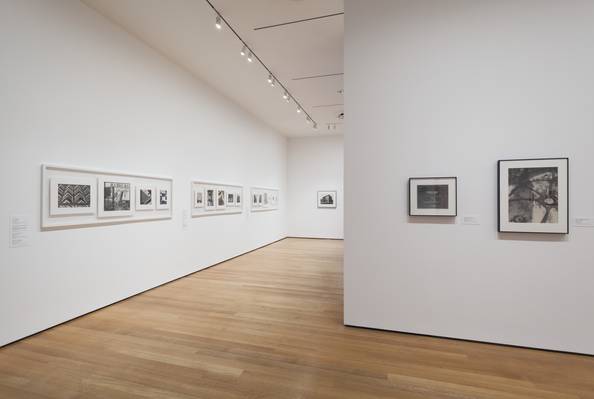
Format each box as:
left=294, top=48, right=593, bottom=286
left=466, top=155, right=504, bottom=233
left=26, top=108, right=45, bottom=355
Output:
left=194, top=189, right=204, bottom=208
left=227, top=192, right=235, bottom=206
left=135, top=184, right=155, bottom=211
left=498, top=158, right=569, bottom=234
left=49, top=177, right=96, bottom=216
left=317, top=191, right=337, bottom=209
left=156, top=187, right=170, bottom=210
left=409, top=177, right=457, bottom=217
left=217, top=188, right=226, bottom=209
left=205, top=188, right=216, bottom=211
left=236, top=192, right=242, bottom=207
left=98, top=177, right=134, bottom=218
left=42, top=165, right=172, bottom=228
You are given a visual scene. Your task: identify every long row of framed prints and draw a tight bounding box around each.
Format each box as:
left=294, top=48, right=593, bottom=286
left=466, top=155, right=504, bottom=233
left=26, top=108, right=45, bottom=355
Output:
left=407, top=157, right=569, bottom=234
left=42, top=164, right=172, bottom=229
left=191, top=181, right=243, bottom=217
left=251, top=187, right=279, bottom=212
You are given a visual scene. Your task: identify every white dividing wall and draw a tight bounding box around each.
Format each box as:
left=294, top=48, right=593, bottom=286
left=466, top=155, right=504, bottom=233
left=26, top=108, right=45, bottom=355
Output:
left=288, top=136, right=344, bottom=239
left=0, top=1, right=287, bottom=346
left=344, top=0, right=594, bottom=354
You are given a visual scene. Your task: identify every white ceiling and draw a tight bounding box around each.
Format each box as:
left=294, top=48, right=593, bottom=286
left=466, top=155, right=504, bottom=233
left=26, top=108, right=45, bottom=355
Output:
left=82, top=0, right=344, bottom=137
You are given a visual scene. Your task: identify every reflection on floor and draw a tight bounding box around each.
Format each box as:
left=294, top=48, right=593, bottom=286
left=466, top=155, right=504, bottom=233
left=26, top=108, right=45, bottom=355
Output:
left=1, top=238, right=593, bottom=398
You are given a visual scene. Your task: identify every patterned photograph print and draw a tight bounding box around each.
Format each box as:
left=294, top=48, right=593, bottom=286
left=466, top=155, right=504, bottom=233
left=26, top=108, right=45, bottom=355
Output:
left=57, top=184, right=91, bottom=208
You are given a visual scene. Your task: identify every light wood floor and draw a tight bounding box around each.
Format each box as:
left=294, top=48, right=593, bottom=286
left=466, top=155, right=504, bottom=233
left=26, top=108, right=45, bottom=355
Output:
left=1, top=238, right=593, bottom=399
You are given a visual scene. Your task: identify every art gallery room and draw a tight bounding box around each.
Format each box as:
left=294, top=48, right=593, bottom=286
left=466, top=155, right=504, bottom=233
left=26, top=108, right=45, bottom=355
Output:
left=2, top=0, right=594, bottom=398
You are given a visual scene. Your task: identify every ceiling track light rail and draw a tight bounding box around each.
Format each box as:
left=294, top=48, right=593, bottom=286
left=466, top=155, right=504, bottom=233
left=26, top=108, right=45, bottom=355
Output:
left=205, top=0, right=318, bottom=129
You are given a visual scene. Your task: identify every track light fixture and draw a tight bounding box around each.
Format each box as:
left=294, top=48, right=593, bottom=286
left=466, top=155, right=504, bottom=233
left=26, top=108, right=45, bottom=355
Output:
left=205, top=0, right=318, bottom=130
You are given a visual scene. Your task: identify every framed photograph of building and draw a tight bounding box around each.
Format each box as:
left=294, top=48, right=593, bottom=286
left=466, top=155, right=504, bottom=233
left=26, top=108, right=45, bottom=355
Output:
left=49, top=177, right=96, bottom=216
left=317, top=191, right=337, bottom=209
left=98, top=177, right=134, bottom=218
left=409, top=177, right=457, bottom=216
left=135, top=184, right=155, bottom=211
left=498, top=158, right=569, bottom=234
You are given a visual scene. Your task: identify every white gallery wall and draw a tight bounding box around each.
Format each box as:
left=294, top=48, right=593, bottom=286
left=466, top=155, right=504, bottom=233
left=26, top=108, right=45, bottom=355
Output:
left=288, top=136, right=344, bottom=239
left=0, top=0, right=287, bottom=346
left=344, top=0, right=594, bottom=354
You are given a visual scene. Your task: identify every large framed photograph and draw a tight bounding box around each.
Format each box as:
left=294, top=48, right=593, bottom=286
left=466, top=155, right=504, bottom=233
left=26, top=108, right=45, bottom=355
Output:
left=409, top=177, right=457, bottom=216
left=317, top=191, right=337, bottom=208
left=49, top=177, right=96, bottom=216
left=98, top=177, right=134, bottom=218
left=498, top=158, right=569, bottom=234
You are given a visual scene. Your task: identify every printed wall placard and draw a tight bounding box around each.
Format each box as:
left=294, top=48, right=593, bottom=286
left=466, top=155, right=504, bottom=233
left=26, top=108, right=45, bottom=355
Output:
left=42, top=164, right=173, bottom=229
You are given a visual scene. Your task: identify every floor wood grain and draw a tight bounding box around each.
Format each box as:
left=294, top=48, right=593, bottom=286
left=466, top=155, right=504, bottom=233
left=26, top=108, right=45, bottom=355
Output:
left=1, top=238, right=593, bottom=398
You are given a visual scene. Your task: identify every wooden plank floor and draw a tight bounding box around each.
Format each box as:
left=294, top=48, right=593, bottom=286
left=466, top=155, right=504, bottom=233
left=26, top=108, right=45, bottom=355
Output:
left=1, top=238, right=593, bottom=399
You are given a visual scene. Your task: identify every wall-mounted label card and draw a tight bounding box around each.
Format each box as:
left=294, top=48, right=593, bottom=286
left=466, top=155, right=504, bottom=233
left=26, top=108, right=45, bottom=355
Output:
left=574, top=217, right=594, bottom=227
left=9, top=215, right=31, bottom=248
left=462, top=215, right=481, bottom=225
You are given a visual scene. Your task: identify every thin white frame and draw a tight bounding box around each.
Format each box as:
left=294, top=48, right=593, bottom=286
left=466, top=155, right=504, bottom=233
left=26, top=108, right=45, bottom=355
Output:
left=205, top=187, right=217, bottom=211
left=193, top=188, right=204, bottom=208
left=49, top=176, right=97, bottom=216
left=156, top=186, right=171, bottom=210
left=135, top=184, right=155, bottom=211
left=98, top=177, right=135, bottom=218
left=317, top=190, right=337, bottom=209
left=216, top=188, right=227, bottom=209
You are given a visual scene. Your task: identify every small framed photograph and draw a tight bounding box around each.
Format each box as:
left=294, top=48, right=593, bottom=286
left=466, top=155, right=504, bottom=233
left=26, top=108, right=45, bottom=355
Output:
left=205, top=187, right=216, bottom=211
left=49, top=177, right=96, bottom=216
left=236, top=191, right=242, bottom=207
left=135, top=184, right=155, bottom=211
left=216, top=188, right=226, bottom=209
left=156, top=187, right=170, bottom=210
left=498, top=158, right=569, bottom=234
left=194, top=189, right=204, bottom=208
left=252, top=193, right=260, bottom=208
left=317, top=191, right=337, bottom=208
left=409, top=177, right=457, bottom=216
left=227, top=192, right=235, bottom=207
left=98, top=177, right=134, bottom=218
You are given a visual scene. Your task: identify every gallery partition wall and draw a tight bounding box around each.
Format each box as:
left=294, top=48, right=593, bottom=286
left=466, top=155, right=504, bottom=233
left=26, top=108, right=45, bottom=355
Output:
left=344, top=0, right=594, bottom=355
left=0, top=0, right=288, bottom=347
left=287, top=136, right=344, bottom=239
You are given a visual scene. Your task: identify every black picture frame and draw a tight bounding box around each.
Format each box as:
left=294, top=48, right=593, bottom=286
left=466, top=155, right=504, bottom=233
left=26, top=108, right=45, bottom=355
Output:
left=408, top=177, right=458, bottom=217
left=497, top=157, right=569, bottom=234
